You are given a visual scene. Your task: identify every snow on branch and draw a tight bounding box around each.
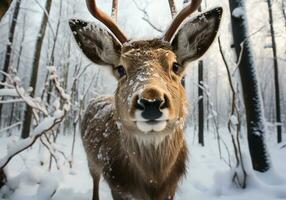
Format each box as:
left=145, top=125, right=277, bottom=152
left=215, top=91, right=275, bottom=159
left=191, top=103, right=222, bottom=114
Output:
left=0, top=70, right=48, bottom=115
left=0, top=122, right=22, bottom=134
left=0, top=88, right=18, bottom=97
left=232, top=7, right=244, bottom=18
left=0, top=67, right=70, bottom=170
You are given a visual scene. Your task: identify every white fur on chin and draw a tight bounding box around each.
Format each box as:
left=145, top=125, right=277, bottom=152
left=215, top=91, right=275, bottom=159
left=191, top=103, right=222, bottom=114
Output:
left=136, top=120, right=167, bottom=133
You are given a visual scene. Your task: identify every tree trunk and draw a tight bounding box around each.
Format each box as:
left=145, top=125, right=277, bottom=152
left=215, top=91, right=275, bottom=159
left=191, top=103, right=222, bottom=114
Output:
left=282, top=0, right=286, bottom=28
left=111, top=0, right=118, bottom=22
left=0, top=0, right=21, bottom=124
left=46, top=0, right=62, bottom=105
left=6, top=13, right=27, bottom=130
left=266, top=0, right=282, bottom=143
left=21, top=0, right=52, bottom=139
left=198, top=60, right=204, bottom=146
left=168, top=0, right=177, bottom=18
left=228, top=0, right=270, bottom=172
left=0, top=0, right=12, bottom=20
left=0, top=169, right=6, bottom=189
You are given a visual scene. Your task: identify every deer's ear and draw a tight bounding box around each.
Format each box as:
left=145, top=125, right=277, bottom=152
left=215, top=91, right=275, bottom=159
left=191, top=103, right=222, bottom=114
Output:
left=171, top=7, right=223, bottom=64
left=69, top=19, right=122, bottom=66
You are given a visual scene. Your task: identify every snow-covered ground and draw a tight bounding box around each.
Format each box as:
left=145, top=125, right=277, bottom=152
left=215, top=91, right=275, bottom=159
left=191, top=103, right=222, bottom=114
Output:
left=0, top=127, right=285, bottom=200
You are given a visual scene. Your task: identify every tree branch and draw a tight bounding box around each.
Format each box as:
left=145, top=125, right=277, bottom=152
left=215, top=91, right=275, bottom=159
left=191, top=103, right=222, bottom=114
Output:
left=0, top=67, right=70, bottom=170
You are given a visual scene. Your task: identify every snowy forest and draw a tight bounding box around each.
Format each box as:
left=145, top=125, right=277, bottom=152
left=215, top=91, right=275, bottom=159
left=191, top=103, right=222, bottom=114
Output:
left=0, top=0, right=286, bottom=199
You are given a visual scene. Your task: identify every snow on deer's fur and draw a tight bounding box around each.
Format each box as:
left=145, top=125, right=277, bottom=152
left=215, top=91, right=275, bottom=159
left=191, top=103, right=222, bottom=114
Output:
left=69, top=0, right=222, bottom=199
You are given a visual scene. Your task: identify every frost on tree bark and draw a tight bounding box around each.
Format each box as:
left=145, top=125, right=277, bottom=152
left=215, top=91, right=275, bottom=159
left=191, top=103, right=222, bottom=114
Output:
left=228, top=0, right=270, bottom=172
left=21, top=0, right=52, bottom=139
left=0, top=0, right=12, bottom=20
left=266, top=0, right=282, bottom=143
left=197, top=6, right=204, bottom=146
left=0, top=0, right=21, bottom=123
left=198, top=60, right=204, bottom=146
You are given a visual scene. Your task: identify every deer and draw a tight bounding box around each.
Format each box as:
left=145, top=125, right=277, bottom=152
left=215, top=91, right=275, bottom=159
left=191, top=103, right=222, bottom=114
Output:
left=69, top=0, right=222, bottom=199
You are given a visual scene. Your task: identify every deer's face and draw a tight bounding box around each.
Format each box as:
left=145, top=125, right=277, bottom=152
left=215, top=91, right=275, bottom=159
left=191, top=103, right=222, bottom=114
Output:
left=114, top=40, right=187, bottom=135
left=69, top=6, right=222, bottom=139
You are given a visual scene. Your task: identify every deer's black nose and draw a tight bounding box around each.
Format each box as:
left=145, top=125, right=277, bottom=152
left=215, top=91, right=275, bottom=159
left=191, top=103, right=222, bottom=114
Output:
left=136, top=98, right=165, bottom=120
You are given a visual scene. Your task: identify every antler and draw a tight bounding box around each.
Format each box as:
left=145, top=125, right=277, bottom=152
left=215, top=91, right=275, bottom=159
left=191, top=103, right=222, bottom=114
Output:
left=86, top=0, right=128, bottom=44
left=164, top=0, right=202, bottom=41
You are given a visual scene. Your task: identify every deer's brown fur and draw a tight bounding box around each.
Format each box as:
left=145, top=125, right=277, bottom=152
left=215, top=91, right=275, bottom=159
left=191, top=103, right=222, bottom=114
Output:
left=81, top=39, right=188, bottom=200
left=70, top=5, right=223, bottom=200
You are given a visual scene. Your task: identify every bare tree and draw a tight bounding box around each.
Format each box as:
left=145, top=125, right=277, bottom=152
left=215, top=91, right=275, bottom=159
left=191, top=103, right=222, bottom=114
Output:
left=228, top=0, right=270, bottom=172
left=21, top=0, right=53, bottom=139
left=0, top=0, right=21, bottom=124
left=266, top=0, right=282, bottom=143
left=197, top=5, right=204, bottom=146
left=198, top=60, right=204, bottom=146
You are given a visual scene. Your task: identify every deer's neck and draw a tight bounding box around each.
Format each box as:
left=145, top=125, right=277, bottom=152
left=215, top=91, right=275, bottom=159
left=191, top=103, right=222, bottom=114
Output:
left=120, top=128, right=186, bottom=182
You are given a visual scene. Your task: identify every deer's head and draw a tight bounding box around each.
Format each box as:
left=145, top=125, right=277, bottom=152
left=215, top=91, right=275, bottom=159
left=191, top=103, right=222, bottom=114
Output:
left=69, top=0, right=222, bottom=141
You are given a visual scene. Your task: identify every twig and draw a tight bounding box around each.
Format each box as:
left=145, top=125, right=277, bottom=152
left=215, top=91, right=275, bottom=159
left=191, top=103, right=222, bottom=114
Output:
left=0, top=67, right=70, bottom=170
left=40, top=137, right=60, bottom=170
left=33, top=0, right=56, bottom=39
left=193, top=80, right=232, bottom=167
left=0, top=114, right=66, bottom=170
left=218, top=36, right=247, bottom=188
left=15, top=84, right=48, bottom=116
left=73, top=63, right=92, bottom=82
left=0, top=122, right=22, bottom=134
left=132, top=0, right=163, bottom=33
left=69, top=71, right=96, bottom=168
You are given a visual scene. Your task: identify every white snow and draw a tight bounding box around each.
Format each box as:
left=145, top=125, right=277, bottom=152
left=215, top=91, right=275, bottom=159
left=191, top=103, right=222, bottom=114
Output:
left=0, top=127, right=285, bottom=200
left=232, top=7, right=245, bottom=18
left=33, top=117, right=56, bottom=135
left=230, top=115, right=238, bottom=125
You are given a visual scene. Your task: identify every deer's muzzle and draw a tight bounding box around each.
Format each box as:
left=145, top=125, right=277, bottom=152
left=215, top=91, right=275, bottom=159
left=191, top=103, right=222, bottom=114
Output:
left=131, top=87, right=170, bottom=133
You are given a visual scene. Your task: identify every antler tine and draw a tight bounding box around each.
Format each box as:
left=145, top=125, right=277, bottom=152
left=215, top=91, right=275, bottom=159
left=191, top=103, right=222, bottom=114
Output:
left=86, top=0, right=128, bottom=44
left=164, top=0, right=202, bottom=42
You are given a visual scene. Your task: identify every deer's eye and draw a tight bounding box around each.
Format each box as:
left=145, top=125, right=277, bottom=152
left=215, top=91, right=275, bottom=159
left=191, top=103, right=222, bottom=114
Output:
left=115, top=65, right=126, bottom=78
left=172, top=62, right=181, bottom=74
